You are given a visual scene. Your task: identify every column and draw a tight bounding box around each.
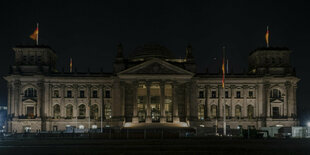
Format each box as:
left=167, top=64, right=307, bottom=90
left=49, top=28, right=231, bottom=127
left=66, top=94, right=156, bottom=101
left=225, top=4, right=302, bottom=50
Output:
left=204, top=85, right=209, bottom=120
left=146, top=82, right=152, bottom=123
left=7, top=82, right=11, bottom=116
left=86, top=84, right=91, bottom=118
left=230, top=85, right=234, bottom=117
left=218, top=85, right=222, bottom=118
left=60, top=84, right=65, bottom=117
left=99, top=85, right=105, bottom=120
left=132, top=81, right=139, bottom=123
left=243, top=85, right=247, bottom=118
left=185, top=82, right=191, bottom=120
left=14, top=80, right=20, bottom=116
left=285, top=82, right=290, bottom=117
left=293, top=84, right=297, bottom=119
left=73, top=84, right=78, bottom=118
left=173, top=82, right=180, bottom=123
left=265, top=84, right=270, bottom=118
left=160, top=81, right=166, bottom=123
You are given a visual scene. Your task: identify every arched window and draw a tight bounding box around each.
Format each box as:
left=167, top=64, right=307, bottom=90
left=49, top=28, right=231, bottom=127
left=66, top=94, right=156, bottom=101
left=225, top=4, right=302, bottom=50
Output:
left=24, top=88, right=37, bottom=97
left=235, top=105, right=242, bottom=119
left=78, top=104, right=86, bottom=119
left=53, top=104, right=61, bottom=119
left=247, top=105, right=254, bottom=119
left=198, top=104, right=204, bottom=120
left=66, top=104, right=73, bottom=118
left=225, top=105, right=230, bottom=118
left=90, top=104, right=99, bottom=119
left=270, top=89, right=281, bottom=99
left=211, top=105, right=217, bottom=118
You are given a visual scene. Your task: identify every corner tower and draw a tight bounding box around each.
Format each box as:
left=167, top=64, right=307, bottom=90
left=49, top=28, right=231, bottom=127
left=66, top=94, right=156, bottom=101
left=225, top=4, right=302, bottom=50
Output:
left=11, top=45, right=57, bottom=74
left=248, top=47, right=294, bottom=75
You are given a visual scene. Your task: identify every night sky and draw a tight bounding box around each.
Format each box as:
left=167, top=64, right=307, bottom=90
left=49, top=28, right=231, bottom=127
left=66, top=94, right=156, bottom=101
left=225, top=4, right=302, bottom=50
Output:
left=0, top=0, right=309, bottom=125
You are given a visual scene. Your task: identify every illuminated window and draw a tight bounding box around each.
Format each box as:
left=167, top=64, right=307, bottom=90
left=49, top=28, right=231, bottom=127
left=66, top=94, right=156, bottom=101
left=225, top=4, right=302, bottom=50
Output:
left=66, top=104, right=73, bottom=118
left=235, top=105, right=242, bottom=119
left=247, top=105, right=254, bottom=119
left=198, top=104, right=204, bottom=120
left=90, top=104, right=99, bottom=119
left=78, top=104, right=86, bottom=119
left=53, top=104, right=61, bottom=119
left=211, top=105, right=217, bottom=118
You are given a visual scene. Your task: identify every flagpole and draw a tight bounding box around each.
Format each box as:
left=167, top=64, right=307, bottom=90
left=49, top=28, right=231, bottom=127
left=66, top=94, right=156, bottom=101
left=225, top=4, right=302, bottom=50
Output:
left=36, top=23, right=39, bottom=46
left=266, top=26, right=269, bottom=48
left=222, top=46, right=226, bottom=136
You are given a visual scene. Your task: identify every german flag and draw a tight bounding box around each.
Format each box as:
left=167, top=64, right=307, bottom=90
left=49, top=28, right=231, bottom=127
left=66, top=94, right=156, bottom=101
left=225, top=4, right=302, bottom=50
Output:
left=30, top=27, right=39, bottom=41
left=265, top=26, right=269, bottom=47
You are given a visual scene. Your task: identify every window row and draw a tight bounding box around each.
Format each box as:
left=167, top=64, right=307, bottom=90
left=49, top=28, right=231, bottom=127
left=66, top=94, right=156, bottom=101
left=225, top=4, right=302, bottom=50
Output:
left=52, top=104, right=111, bottom=119
left=198, top=90, right=255, bottom=98
left=53, top=90, right=111, bottom=98
left=198, top=104, right=255, bottom=120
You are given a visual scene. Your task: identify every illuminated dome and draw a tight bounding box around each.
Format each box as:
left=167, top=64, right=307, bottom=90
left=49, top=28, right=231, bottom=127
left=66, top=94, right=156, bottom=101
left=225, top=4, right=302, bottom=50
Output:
left=129, top=44, right=174, bottom=59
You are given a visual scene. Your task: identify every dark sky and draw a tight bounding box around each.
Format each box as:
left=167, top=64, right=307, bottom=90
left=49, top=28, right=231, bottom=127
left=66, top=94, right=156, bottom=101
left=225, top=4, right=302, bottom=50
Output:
left=0, top=0, right=309, bottom=124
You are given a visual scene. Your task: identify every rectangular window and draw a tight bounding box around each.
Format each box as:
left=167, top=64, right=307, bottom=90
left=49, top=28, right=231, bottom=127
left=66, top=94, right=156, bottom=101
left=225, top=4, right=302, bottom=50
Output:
left=249, top=91, right=253, bottom=98
left=92, top=90, right=98, bottom=98
left=236, top=91, right=241, bottom=98
left=67, top=90, right=72, bottom=98
left=225, top=91, right=229, bottom=98
left=80, top=90, right=84, bottom=98
left=211, top=91, right=216, bottom=98
left=273, top=107, right=280, bottom=118
left=105, top=90, right=110, bottom=98
left=199, top=91, right=204, bottom=98
left=27, top=107, right=34, bottom=118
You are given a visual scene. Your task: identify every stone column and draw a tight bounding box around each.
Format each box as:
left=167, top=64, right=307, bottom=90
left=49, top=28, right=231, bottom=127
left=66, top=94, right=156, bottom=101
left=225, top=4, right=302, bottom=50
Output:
left=185, top=82, right=191, bottom=120
left=86, top=84, right=91, bottom=118
left=146, top=82, right=152, bottom=123
left=60, top=84, right=65, bottom=117
left=132, top=81, right=138, bottom=123
left=99, top=85, right=105, bottom=120
left=160, top=81, right=166, bottom=123
left=230, top=85, right=234, bottom=117
left=7, top=82, right=12, bottom=116
left=14, top=80, right=20, bottom=117
left=218, top=85, right=222, bottom=118
left=172, top=82, right=180, bottom=123
left=265, top=84, right=270, bottom=118
left=243, top=85, right=248, bottom=118
left=293, top=84, right=297, bottom=118
left=285, top=82, right=290, bottom=117
left=204, top=85, right=209, bottom=120
left=73, top=84, right=78, bottom=118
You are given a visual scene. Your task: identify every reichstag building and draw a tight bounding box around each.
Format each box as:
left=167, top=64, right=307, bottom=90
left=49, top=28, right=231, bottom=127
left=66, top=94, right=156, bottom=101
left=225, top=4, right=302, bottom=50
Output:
left=4, top=44, right=299, bottom=132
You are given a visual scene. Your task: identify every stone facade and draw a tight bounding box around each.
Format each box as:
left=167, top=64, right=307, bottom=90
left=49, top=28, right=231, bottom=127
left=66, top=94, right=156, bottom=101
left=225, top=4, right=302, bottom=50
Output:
left=4, top=44, right=299, bottom=133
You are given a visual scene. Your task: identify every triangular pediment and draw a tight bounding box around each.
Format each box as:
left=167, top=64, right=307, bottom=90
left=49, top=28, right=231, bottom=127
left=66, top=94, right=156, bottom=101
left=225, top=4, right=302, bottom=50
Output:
left=22, top=98, right=37, bottom=103
left=270, top=98, right=284, bottom=103
left=117, top=58, right=194, bottom=78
